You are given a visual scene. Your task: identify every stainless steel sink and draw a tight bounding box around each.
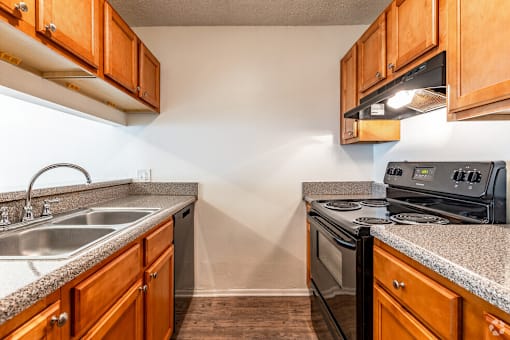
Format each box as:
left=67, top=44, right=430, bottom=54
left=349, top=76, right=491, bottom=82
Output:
left=0, top=226, right=115, bottom=259
left=52, top=208, right=159, bottom=226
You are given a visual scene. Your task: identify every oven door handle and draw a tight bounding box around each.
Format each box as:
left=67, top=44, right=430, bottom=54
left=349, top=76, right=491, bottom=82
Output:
left=309, top=214, right=357, bottom=250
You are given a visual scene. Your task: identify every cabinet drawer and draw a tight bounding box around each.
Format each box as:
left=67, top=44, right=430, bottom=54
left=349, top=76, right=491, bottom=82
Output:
left=144, top=218, right=173, bottom=266
left=72, top=244, right=141, bottom=335
left=373, top=246, right=459, bottom=339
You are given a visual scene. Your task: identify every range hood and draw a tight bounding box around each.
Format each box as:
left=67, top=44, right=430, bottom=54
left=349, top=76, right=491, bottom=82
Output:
left=344, top=52, right=446, bottom=120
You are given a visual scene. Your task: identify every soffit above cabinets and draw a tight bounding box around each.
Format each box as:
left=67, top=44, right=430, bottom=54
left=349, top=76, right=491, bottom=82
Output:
left=109, top=0, right=391, bottom=27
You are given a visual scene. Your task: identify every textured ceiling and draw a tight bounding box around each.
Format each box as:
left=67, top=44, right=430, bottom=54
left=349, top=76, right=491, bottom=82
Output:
left=108, top=0, right=391, bottom=27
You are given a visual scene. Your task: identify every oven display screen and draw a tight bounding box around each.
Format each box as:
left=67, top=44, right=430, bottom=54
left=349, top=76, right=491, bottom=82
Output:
left=412, top=167, right=436, bottom=181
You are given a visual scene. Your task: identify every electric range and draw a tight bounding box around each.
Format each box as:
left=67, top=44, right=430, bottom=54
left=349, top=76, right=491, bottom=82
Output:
left=308, top=161, right=507, bottom=340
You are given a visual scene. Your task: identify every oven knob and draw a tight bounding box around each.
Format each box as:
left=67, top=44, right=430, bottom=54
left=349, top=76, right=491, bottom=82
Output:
left=467, top=171, right=482, bottom=183
left=453, top=170, right=466, bottom=182
left=395, top=168, right=403, bottom=176
left=387, top=167, right=395, bottom=175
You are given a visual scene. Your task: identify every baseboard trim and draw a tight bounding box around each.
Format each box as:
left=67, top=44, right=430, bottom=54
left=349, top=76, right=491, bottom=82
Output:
left=185, top=288, right=312, bottom=298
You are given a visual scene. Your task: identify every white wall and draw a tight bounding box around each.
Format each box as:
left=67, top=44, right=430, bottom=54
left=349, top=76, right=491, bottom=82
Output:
left=0, top=94, right=133, bottom=192
left=373, top=108, right=510, bottom=182
left=0, top=26, right=372, bottom=293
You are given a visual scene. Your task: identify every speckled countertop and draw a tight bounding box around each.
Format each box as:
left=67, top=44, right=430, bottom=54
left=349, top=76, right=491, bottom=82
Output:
left=304, top=193, right=387, bottom=203
left=0, top=195, right=196, bottom=325
left=372, top=224, right=510, bottom=314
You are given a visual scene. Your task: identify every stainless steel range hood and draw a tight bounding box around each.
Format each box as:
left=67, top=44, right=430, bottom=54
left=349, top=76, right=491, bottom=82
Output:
left=344, top=52, right=446, bottom=120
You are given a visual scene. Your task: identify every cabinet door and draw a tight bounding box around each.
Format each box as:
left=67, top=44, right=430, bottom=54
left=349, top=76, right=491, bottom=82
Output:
left=82, top=281, right=144, bottom=340
left=0, top=0, right=35, bottom=24
left=448, top=0, right=510, bottom=115
left=5, top=301, right=62, bottom=340
left=340, top=45, right=358, bottom=144
left=145, top=246, right=174, bottom=340
left=36, top=0, right=100, bottom=68
left=104, top=1, right=138, bottom=93
left=374, top=284, right=438, bottom=340
left=139, top=43, right=160, bottom=109
left=392, top=0, right=438, bottom=71
left=358, top=13, right=386, bottom=92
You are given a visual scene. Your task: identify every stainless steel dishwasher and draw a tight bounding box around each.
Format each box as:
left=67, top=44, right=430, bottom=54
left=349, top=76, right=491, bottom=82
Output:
left=173, top=203, right=195, bottom=335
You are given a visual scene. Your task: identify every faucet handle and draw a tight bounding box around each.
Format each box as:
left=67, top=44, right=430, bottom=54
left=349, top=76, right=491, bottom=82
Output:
left=42, top=199, right=60, bottom=217
left=0, top=207, right=10, bottom=226
left=22, top=205, right=34, bottom=222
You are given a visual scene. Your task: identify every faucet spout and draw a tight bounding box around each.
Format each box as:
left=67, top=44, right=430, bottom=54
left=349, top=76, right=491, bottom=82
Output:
left=23, top=163, right=92, bottom=222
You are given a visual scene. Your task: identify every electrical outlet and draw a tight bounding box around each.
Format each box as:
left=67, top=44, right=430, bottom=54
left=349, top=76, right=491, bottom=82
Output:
left=136, top=169, right=151, bottom=182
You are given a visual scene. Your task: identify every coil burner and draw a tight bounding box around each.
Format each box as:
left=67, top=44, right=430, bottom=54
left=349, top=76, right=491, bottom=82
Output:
left=359, top=200, right=389, bottom=208
left=390, top=213, right=449, bottom=225
left=324, top=201, right=362, bottom=211
left=353, top=217, right=394, bottom=226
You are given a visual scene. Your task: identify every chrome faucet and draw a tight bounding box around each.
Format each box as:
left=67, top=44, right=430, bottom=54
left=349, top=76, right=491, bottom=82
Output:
left=22, top=163, right=92, bottom=222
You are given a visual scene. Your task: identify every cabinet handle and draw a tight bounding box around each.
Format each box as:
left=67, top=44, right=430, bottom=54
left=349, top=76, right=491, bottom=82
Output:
left=392, top=280, right=405, bottom=289
left=375, top=71, right=382, bottom=79
left=50, top=312, right=68, bottom=328
left=150, top=272, right=158, bottom=279
left=139, top=284, right=148, bottom=293
left=45, top=23, right=57, bottom=33
left=14, top=2, right=28, bottom=12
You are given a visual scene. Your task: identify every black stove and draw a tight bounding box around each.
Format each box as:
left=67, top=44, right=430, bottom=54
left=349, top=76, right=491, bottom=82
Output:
left=308, top=161, right=507, bottom=340
left=312, top=161, right=507, bottom=238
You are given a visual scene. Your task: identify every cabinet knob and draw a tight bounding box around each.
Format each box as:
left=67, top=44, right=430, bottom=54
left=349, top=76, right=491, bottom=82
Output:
left=45, top=23, right=57, bottom=33
left=387, top=63, right=395, bottom=70
left=392, top=280, right=405, bottom=290
left=14, top=2, right=28, bottom=12
left=143, top=91, right=148, bottom=97
left=375, top=71, right=382, bottom=79
left=139, top=284, right=148, bottom=293
left=150, top=272, right=158, bottom=279
left=136, top=86, right=141, bottom=92
left=50, top=312, right=68, bottom=327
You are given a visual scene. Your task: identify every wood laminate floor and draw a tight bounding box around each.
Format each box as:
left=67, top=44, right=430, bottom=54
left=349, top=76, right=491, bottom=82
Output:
left=172, top=296, right=334, bottom=339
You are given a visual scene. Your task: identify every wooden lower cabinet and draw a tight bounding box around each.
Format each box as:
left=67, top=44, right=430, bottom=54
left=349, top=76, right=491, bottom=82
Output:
left=145, top=246, right=175, bottom=340
left=4, top=301, right=62, bottom=340
left=81, top=281, right=144, bottom=340
left=374, top=240, right=510, bottom=340
left=374, top=284, right=438, bottom=339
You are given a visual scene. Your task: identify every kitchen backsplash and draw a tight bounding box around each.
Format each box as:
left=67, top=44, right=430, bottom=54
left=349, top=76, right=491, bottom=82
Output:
left=0, top=180, right=199, bottom=225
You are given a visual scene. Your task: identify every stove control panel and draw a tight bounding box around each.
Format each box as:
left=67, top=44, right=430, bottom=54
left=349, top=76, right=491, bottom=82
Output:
left=384, top=161, right=506, bottom=198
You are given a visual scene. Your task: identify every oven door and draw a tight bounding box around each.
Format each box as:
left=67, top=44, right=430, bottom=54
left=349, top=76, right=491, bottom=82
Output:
left=309, top=214, right=358, bottom=340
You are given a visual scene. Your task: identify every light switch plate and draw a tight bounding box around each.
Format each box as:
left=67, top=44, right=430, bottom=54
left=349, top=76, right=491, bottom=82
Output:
left=136, top=169, right=151, bottom=182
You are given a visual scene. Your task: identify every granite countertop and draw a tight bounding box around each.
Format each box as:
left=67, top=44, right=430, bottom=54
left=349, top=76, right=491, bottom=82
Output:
left=0, top=195, right=196, bottom=325
left=304, top=193, right=386, bottom=203
left=372, top=224, right=510, bottom=314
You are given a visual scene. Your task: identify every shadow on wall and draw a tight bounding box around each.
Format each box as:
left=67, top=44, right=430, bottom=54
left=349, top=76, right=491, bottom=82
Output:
left=194, top=199, right=305, bottom=292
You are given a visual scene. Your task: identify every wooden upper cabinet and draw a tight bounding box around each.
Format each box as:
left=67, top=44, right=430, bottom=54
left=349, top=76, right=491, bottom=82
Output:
left=104, top=1, right=138, bottom=93
left=340, top=44, right=358, bottom=143
left=390, top=0, right=438, bottom=72
left=139, top=43, right=160, bottom=109
left=145, top=246, right=174, bottom=340
left=4, top=301, right=62, bottom=340
left=448, top=0, right=510, bottom=120
left=36, top=0, right=100, bottom=68
left=340, top=45, right=358, bottom=114
left=358, top=13, right=386, bottom=93
left=0, top=0, right=35, bottom=25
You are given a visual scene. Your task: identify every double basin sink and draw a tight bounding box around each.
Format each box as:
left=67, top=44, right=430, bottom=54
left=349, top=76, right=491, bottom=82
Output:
left=0, top=208, right=160, bottom=259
